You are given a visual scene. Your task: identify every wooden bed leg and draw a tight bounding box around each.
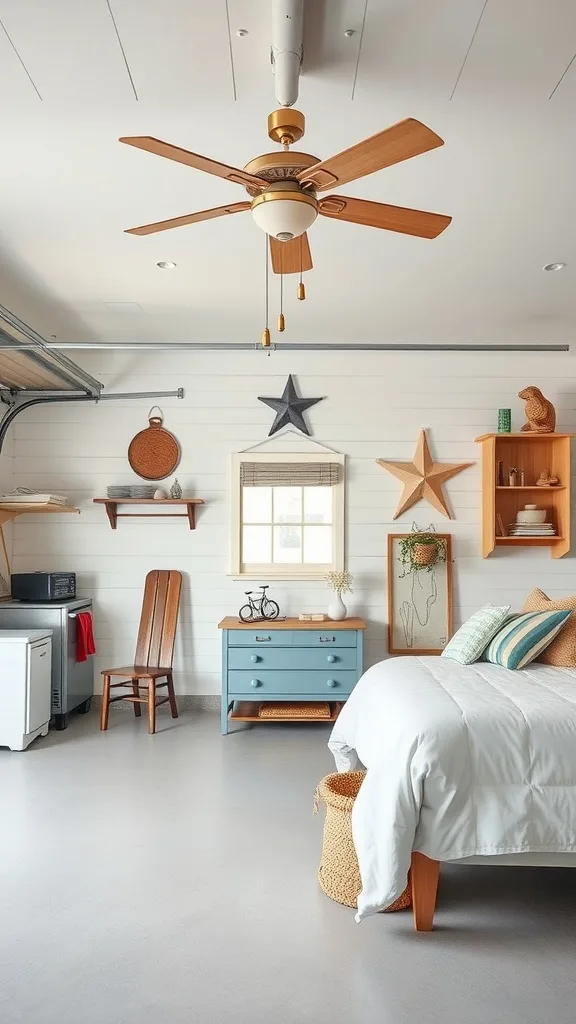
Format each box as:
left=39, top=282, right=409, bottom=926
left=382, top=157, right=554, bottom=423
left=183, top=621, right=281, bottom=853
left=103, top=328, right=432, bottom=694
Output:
left=410, top=853, right=440, bottom=932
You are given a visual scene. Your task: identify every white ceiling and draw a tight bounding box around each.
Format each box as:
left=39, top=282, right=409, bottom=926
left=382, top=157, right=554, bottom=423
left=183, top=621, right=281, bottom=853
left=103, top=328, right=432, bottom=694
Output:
left=0, top=0, right=575, bottom=346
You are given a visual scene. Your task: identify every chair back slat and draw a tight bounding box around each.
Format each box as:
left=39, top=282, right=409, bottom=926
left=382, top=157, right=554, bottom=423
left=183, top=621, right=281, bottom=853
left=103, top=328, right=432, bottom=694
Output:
left=147, top=570, right=170, bottom=667
left=159, top=572, right=182, bottom=667
left=135, top=570, right=182, bottom=668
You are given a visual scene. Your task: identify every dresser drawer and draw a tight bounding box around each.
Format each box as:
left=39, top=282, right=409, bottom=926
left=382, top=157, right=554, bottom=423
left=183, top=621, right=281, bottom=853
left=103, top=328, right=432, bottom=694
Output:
left=297, top=630, right=357, bottom=647
left=228, top=670, right=358, bottom=696
left=228, top=630, right=293, bottom=647
left=228, top=647, right=357, bottom=671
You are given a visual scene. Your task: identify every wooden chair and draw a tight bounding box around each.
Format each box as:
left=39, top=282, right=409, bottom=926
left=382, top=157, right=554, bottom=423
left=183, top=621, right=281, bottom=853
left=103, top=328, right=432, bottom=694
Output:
left=100, top=570, right=182, bottom=734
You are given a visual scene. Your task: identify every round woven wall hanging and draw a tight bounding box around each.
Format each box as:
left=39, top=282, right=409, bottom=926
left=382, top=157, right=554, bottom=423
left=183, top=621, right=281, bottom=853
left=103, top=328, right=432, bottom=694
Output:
left=128, top=407, right=181, bottom=481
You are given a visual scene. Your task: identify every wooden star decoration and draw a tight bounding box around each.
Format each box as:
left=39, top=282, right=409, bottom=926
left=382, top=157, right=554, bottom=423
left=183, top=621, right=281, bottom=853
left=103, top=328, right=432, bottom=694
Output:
left=377, top=429, right=473, bottom=520
left=258, top=374, right=324, bottom=436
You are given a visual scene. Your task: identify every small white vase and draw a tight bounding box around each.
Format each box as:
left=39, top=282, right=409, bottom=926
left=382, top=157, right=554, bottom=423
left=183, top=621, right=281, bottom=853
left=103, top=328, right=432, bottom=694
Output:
left=328, top=592, right=347, bottom=621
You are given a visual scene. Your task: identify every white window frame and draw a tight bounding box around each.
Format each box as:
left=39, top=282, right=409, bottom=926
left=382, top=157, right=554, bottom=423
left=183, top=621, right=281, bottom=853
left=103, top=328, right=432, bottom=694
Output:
left=229, top=451, right=345, bottom=580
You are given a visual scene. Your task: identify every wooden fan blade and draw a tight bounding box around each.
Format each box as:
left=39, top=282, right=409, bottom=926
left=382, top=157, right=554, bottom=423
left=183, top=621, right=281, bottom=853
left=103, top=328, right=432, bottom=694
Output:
left=297, top=119, right=444, bottom=192
left=318, top=195, right=451, bottom=238
left=269, top=233, right=313, bottom=275
left=125, top=202, right=251, bottom=236
left=119, top=136, right=267, bottom=190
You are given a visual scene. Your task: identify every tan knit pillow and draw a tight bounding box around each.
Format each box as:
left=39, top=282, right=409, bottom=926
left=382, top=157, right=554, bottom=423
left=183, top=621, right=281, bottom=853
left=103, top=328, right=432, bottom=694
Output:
left=521, top=588, right=576, bottom=666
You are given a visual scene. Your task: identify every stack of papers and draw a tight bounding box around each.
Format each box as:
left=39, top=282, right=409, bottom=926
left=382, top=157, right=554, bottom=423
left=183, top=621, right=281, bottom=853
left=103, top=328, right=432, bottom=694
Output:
left=0, top=490, right=68, bottom=505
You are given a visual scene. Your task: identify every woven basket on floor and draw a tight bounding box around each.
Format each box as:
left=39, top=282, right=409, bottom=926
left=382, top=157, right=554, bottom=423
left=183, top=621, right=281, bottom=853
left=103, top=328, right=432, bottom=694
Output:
left=314, top=770, right=411, bottom=912
left=258, top=702, right=332, bottom=719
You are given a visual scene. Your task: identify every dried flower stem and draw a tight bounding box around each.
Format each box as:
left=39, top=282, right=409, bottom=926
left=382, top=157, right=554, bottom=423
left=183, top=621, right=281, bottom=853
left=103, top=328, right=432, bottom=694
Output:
left=325, top=570, right=353, bottom=595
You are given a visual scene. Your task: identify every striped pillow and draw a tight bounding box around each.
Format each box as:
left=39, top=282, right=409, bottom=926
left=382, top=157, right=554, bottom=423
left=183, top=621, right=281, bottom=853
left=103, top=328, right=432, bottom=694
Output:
left=441, top=604, right=511, bottom=664
left=484, top=610, right=572, bottom=670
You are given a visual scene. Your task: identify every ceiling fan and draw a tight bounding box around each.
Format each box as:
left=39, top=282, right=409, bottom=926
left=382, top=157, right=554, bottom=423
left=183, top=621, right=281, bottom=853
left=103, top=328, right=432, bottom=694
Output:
left=120, top=107, right=452, bottom=276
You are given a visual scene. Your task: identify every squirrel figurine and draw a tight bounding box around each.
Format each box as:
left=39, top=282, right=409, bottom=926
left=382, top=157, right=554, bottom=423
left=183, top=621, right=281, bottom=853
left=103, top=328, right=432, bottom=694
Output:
left=518, top=386, right=556, bottom=433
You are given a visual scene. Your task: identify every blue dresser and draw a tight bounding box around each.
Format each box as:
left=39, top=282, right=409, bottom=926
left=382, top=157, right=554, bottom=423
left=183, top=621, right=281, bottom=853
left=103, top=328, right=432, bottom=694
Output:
left=218, top=617, right=366, bottom=734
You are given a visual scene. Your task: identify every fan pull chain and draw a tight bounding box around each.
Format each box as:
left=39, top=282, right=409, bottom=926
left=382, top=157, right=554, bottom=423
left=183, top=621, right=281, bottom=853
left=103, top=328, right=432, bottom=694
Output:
left=262, top=234, right=271, bottom=350
left=297, top=235, right=306, bottom=300
left=277, top=271, right=285, bottom=332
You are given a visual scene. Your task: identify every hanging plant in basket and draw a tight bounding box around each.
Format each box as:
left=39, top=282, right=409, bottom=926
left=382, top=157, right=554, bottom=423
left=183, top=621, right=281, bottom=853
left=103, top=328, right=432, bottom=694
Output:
left=398, top=528, right=447, bottom=577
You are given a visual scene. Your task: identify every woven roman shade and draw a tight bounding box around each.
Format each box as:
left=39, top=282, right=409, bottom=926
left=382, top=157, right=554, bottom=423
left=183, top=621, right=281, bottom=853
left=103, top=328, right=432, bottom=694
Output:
left=240, top=462, right=340, bottom=487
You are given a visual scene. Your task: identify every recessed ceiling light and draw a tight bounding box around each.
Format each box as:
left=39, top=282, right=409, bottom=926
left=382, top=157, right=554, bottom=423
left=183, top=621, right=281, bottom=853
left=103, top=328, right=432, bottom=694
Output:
left=543, top=262, right=566, bottom=272
left=156, top=261, right=177, bottom=269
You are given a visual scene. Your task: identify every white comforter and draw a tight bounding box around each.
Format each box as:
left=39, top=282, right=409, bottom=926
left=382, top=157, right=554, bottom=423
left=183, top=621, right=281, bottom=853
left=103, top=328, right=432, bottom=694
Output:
left=328, top=656, right=576, bottom=921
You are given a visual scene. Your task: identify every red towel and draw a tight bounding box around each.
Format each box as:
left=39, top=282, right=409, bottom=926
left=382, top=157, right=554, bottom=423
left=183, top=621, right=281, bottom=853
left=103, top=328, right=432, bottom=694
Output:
left=76, top=611, right=96, bottom=663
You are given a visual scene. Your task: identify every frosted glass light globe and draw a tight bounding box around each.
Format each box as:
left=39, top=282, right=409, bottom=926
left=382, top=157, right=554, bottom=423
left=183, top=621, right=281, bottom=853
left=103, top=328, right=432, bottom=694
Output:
left=251, top=188, right=317, bottom=241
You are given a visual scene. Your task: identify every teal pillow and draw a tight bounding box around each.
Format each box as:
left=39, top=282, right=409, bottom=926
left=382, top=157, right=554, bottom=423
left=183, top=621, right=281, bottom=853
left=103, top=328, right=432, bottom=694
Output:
left=442, top=604, right=511, bottom=665
left=483, top=610, right=572, bottom=670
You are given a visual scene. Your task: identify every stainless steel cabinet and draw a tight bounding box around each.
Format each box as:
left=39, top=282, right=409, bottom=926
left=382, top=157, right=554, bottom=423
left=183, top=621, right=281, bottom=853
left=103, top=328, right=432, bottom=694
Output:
left=0, top=599, right=93, bottom=729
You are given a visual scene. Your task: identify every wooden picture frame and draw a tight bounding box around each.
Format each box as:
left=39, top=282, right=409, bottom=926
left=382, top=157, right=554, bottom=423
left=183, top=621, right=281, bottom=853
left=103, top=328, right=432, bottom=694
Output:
left=387, top=534, right=453, bottom=655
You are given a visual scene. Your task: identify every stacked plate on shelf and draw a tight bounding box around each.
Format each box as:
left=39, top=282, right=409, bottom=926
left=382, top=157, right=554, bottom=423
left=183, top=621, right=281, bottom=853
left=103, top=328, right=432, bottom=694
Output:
left=129, top=485, right=156, bottom=498
left=508, top=523, right=556, bottom=537
left=106, top=485, right=156, bottom=498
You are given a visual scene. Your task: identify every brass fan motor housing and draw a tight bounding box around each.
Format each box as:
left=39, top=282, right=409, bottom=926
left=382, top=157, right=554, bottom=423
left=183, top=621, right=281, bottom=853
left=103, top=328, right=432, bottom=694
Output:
left=243, top=151, right=320, bottom=194
left=267, top=108, right=305, bottom=145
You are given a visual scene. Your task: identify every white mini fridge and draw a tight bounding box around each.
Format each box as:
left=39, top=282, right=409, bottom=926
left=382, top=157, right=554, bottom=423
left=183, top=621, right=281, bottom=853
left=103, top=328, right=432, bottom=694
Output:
left=0, top=629, right=52, bottom=751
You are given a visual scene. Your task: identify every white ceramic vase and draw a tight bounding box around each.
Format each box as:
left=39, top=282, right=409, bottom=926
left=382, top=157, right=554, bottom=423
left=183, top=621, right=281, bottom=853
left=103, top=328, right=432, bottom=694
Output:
left=328, top=592, right=347, bottom=621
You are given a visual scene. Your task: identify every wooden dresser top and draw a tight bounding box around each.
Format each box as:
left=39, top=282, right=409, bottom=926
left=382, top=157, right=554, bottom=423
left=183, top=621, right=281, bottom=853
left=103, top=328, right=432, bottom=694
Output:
left=218, top=616, right=366, bottom=630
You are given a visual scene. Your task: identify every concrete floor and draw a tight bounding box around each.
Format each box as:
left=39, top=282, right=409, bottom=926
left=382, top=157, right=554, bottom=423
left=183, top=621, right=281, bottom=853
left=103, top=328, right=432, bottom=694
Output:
left=1, top=712, right=576, bottom=1024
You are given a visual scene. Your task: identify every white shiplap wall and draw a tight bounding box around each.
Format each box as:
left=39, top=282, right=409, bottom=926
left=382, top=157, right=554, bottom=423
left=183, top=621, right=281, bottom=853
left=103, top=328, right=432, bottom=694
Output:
left=7, top=348, right=576, bottom=695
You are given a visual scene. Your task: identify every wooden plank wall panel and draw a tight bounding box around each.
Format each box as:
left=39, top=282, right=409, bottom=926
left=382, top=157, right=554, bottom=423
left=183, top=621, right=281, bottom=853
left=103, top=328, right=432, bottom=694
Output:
left=9, top=348, right=576, bottom=695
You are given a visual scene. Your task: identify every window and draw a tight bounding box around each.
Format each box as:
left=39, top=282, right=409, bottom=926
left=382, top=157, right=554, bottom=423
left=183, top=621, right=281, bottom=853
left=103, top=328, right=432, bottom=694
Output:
left=230, top=452, right=345, bottom=578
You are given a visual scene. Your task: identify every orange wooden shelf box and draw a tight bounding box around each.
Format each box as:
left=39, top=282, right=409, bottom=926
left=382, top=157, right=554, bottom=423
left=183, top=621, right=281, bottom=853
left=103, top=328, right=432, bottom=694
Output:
left=474, top=433, right=573, bottom=559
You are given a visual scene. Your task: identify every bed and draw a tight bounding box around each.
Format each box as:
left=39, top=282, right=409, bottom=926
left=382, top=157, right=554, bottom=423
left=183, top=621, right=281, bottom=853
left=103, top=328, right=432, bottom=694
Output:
left=328, top=656, right=576, bottom=930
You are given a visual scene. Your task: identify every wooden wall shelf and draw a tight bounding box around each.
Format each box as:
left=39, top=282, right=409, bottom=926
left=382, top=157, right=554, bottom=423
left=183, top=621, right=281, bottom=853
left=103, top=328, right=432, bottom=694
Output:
left=475, top=433, right=573, bottom=559
left=93, top=498, right=205, bottom=530
left=0, top=503, right=80, bottom=527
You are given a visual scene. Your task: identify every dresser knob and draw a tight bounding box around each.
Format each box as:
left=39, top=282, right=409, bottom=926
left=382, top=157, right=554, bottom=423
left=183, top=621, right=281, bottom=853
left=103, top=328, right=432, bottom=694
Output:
left=327, top=654, right=336, bottom=663
left=326, top=679, right=336, bottom=688
left=250, top=679, right=260, bottom=688
left=251, top=654, right=260, bottom=663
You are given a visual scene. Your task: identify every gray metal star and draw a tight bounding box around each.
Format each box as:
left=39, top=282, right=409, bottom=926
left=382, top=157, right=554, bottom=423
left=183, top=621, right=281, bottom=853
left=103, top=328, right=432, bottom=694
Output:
left=258, top=374, right=324, bottom=436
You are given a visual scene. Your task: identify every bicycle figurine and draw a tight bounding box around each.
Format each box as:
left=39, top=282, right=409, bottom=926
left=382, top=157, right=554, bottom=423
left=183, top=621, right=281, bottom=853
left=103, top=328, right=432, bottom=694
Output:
left=238, top=585, right=280, bottom=623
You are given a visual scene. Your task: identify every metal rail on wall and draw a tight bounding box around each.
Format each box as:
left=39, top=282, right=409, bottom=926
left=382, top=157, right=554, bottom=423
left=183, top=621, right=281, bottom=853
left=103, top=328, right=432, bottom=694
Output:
left=0, top=342, right=569, bottom=352
left=0, top=389, right=185, bottom=454
left=0, top=305, right=184, bottom=456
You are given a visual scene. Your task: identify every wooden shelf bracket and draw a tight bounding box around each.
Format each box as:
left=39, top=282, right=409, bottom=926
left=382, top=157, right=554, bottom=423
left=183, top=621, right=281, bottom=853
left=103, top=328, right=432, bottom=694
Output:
left=94, top=498, right=205, bottom=530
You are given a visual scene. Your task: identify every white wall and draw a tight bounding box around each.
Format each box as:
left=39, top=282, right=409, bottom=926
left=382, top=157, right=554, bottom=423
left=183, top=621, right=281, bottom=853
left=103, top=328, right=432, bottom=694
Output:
left=8, top=348, right=576, bottom=695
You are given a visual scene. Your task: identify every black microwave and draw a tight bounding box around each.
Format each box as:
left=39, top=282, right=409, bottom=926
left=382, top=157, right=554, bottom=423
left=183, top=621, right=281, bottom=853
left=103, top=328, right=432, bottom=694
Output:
left=11, top=572, right=76, bottom=602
